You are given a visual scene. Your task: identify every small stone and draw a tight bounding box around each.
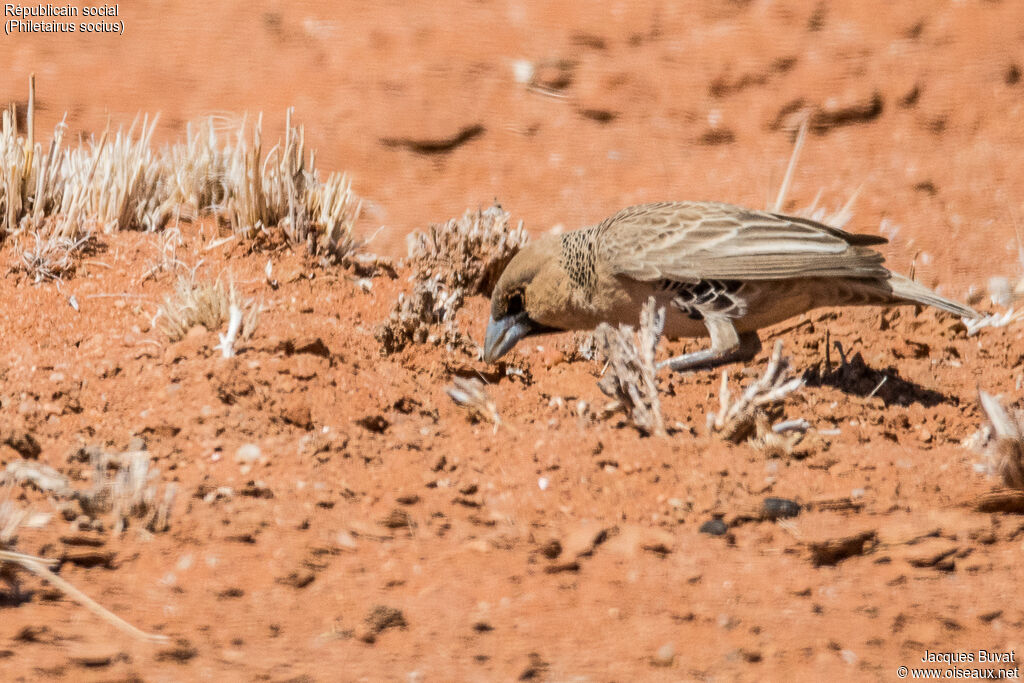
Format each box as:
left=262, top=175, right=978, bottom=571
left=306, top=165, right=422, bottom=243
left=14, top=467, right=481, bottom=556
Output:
left=5, top=430, right=41, bottom=459
left=807, top=530, right=878, bottom=566
left=69, top=648, right=116, bottom=668
left=281, top=402, right=314, bottom=430
left=360, top=605, right=407, bottom=643
left=235, top=443, right=261, bottom=463
left=127, top=436, right=147, bottom=452
left=761, top=497, right=801, bottom=520
left=60, top=533, right=105, bottom=547
left=276, top=569, right=315, bottom=589
left=240, top=480, right=274, bottom=499
left=356, top=415, right=389, bottom=433
left=60, top=548, right=116, bottom=569
left=700, top=519, right=728, bottom=536
left=335, top=531, right=358, bottom=551
left=560, top=523, right=610, bottom=559
left=156, top=638, right=199, bottom=663
left=538, top=539, right=562, bottom=559
left=379, top=508, right=412, bottom=529
left=518, top=652, right=548, bottom=680
left=651, top=643, right=675, bottom=667
left=897, top=538, right=959, bottom=570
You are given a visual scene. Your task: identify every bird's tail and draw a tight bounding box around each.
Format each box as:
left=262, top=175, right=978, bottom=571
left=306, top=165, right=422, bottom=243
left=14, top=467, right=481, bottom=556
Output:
left=884, top=273, right=979, bottom=318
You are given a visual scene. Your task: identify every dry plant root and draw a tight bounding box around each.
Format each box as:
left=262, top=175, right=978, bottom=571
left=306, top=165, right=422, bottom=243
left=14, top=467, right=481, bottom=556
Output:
left=594, top=298, right=667, bottom=437
left=708, top=340, right=805, bottom=445
left=446, top=376, right=502, bottom=432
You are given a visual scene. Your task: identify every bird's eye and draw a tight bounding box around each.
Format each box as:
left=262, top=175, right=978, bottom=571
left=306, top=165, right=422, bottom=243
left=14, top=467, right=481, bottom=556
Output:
left=506, top=291, right=525, bottom=316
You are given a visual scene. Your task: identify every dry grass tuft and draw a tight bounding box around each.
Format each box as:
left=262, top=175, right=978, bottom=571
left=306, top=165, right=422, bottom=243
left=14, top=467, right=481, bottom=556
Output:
left=708, top=340, right=805, bottom=444
left=406, top=204, right=527, bottom=296
left=446, top=376, right=501, bottom=431
left=375, top=277, right=466, bottom=354
left=222, top=111, right=363, bottom=261
left=976, top=391, right=1024, bottom=489
left=594, top=298, right=666, bottom=437
left=166, top=117, right=231, bottom=219
left=75, top=450, right=177, bottom=534
left=156, top=274, right=260, bottom=344
left=12, top=230, right=94, bottom=283
left=3, top=78, right=366, bottom=284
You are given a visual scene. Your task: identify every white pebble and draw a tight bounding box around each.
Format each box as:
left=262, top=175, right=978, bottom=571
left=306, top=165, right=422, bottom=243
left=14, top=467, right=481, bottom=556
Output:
left=537, top=477, right=549, bottom=491
left=512, top=59, right=534, bottom=84
left=235, top=443, right=261, bottom=463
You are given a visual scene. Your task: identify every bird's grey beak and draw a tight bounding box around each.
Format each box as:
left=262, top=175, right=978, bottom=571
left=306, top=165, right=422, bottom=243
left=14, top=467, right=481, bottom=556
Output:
left=483, top=314, right=531, bottom=363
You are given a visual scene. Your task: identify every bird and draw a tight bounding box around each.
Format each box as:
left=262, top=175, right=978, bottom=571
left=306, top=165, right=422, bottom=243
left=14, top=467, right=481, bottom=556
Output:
left=483, top=201, right=978, bottom=371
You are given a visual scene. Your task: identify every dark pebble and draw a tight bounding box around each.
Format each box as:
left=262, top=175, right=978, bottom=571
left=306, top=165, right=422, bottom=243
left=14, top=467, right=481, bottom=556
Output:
left=762, top=497, right=801, bottom=520
left=700, top=519, right=728, bottom=536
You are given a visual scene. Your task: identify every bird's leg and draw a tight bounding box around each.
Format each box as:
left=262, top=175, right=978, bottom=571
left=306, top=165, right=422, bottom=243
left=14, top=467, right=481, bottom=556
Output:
left=657, top=316, right=762, bottom=372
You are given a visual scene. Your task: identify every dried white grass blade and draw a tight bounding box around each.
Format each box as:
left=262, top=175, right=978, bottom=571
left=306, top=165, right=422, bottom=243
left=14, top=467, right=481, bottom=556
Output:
left=5, top=460, right=72, bottom=496
left=965, top=307, right=1024, bottom=336
left=773, top=118, right=808, bottom=213
left=217, top=304, right=243, bottom=358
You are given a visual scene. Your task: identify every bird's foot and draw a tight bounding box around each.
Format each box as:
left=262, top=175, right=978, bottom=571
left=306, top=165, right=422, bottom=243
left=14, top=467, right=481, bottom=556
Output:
left=657, top=332, right=762, bottom=373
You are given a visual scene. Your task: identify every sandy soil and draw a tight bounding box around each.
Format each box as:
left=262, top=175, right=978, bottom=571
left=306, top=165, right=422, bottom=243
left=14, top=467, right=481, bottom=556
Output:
left=2, top=1, right=1024, bottom=680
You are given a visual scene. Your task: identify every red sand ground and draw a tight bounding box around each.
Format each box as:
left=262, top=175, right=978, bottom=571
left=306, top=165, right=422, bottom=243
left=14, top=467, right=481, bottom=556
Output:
left=2, top=1, right=1024, bottom=680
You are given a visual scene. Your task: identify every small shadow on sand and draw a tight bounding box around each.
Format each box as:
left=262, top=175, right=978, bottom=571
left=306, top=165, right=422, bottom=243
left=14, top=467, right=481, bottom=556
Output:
left=802, top=342, right=952, bottom=408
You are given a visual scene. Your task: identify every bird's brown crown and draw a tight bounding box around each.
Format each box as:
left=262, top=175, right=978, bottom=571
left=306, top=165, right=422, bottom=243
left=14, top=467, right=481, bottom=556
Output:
left=489, top=235, right=563, bottom=323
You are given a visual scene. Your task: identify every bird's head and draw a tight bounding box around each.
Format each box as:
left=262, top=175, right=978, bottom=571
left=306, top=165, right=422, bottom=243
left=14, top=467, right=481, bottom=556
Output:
left=483, top=235, right=569, bottom=363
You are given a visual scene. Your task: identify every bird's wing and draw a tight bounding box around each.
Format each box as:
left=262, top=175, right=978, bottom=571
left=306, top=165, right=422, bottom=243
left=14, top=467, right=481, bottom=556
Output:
left=598, top=202, right=890, bottom=283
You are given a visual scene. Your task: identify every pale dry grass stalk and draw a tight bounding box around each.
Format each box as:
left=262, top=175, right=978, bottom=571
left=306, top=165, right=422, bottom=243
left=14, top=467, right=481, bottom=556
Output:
left=139, top=223, right=186, bottom=282
left=61, top=115, right=175, bottom=233
left=771, top=117, right=860, bottom=229
left=964, top=307, right=1024, bottom=336
left=166, top=117, right=231, bottom=218
left=708, top=340, right=804, bottom=443
left=156, top=273, right=260, bottom=343
left=308, top=170, right=363, bottom=262
left=5, top=460, right=71, bottom=495
left=223, top=110, right=363, bottom=259
left=977, top=391, right=1024, bottom=489
left=446, top=376, right=501, bottom=431
left=594, top=298, right=666, bottom=437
